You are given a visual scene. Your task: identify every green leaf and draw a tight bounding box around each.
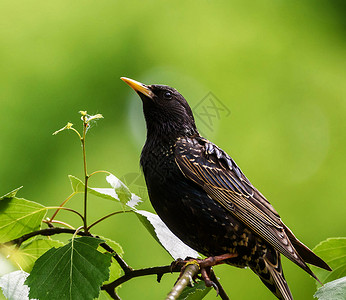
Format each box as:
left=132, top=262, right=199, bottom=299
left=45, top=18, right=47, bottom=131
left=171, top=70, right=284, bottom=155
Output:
left=0, top=197, right=46, bottom=243
left=26, top=236, right=111, bottom=300
left=68, top=175, right=85, bottom=193
left=311, top=237, right=346, bottom=285
left=0, top=187, right=23, bottom=201
left=0, top=270, right=30, bottom=300
left=135, top=210, right=199, bottom=260
left=178, top=280, right=211, bottom=300
left=314, top=276, right=346, bottom=300
left=19, top=237, right=65, bottom=272
left=69, top=174, right=116, bottom=200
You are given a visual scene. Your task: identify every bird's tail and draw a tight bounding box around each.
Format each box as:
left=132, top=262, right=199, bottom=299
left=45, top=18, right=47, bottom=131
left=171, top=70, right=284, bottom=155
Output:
left=251, top=250, right=293, bottom=300
left=283, top=224, right=332, bottom=272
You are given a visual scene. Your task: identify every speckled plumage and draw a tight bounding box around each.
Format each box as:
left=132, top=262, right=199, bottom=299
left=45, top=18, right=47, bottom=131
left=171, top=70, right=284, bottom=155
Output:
left=121, top=77, right=331, bottom=300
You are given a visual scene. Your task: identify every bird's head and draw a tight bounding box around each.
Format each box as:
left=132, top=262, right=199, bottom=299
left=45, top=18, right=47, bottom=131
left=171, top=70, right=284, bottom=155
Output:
left=121, top=77, right=198, bottom=139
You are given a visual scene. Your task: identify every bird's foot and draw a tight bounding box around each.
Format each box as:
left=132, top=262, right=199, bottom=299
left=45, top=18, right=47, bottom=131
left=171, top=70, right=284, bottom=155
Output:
left=172, top=253, right=238, bottom=294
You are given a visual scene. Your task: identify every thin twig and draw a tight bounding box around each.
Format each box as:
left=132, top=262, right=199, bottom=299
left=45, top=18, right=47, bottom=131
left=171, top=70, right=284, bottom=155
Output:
left=83, top=175, right=89, bottom=232
left=82, top=117, right=89, bottom=233
left=49, top=192, right=77, bottom=222
left=166, top=264, right=200, bottom=300
left=98, top=239, right=133, bottom=274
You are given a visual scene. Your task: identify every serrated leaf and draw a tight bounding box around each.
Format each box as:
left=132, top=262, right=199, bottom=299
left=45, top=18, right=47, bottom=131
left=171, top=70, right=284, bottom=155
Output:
left=0, top=187, right=23, bottom=201
left=0, top=271, right=31, bottom=300
left=26, top=236, right=111, bottom=300
left=178, top=280, right=211, bottom=300
left=311, top=237, right=346, bottom=285
left=135, top=210, right=199, bottom=260
left=0, top=198, right=46, bottom=243
left=314, top=276, right=346, bottom=300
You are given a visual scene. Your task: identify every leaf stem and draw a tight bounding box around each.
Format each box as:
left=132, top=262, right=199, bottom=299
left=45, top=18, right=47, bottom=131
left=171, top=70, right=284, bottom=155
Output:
left=70, top=127, right=82, bottom=139
left=49, top=192, right=77, bottom=222
left=72, top=226, right=84, bottom=240
left=87, top=210, right=132, bottom=231
left=89, top=170, right=111, bottom=178
left=46, top=206, right=85, bottom=222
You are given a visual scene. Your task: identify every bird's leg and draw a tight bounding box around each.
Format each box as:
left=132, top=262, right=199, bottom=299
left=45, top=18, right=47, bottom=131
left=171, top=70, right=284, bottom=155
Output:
left=198, top=253, right=238, bottom=268
left=200, top=265, right=219, bottom=293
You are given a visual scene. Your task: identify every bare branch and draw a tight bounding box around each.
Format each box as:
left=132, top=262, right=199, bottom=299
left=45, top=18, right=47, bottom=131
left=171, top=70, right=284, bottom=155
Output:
left=101, top=264, right=180, bottom=295
left=0, top=227, right=88, bottom=247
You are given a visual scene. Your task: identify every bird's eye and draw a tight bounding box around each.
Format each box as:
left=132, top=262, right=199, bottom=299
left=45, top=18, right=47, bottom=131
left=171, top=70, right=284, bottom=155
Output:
left=164, top=91, right=172, bottom=99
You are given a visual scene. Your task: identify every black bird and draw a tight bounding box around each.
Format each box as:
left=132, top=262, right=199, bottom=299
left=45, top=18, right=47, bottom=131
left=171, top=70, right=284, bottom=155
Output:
left=121, top=77, right=331, bottom=300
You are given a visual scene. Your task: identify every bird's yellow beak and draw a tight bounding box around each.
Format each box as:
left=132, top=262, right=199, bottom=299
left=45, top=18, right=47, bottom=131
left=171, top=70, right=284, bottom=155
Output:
left=121, top=77, right=154, bottom=99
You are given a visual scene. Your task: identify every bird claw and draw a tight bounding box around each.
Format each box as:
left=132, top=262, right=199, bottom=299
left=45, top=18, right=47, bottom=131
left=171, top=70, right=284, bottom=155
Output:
left=210, top=280, right=220, bottom=295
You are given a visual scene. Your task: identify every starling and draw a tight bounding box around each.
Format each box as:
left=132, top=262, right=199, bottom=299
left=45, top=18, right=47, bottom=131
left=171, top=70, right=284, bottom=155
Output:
left=121, top=77, right=331, bottom=300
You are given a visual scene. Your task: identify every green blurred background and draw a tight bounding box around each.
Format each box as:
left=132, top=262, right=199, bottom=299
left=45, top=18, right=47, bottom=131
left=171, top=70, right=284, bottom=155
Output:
left=1, top=0, right=345, bottom=299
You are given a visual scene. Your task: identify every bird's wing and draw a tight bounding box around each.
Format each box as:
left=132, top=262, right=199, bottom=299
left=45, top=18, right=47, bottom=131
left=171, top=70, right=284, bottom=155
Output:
left=174, top=136, right=306, bottom=268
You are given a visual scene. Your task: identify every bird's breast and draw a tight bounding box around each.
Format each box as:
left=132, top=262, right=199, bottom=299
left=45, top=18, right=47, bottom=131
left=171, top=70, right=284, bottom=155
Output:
left=141, top=145, right=177, bottom=183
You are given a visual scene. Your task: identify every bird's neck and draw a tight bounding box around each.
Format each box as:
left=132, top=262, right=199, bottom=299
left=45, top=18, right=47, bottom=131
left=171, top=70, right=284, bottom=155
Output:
left=145, top=120, right=198, bottom=143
